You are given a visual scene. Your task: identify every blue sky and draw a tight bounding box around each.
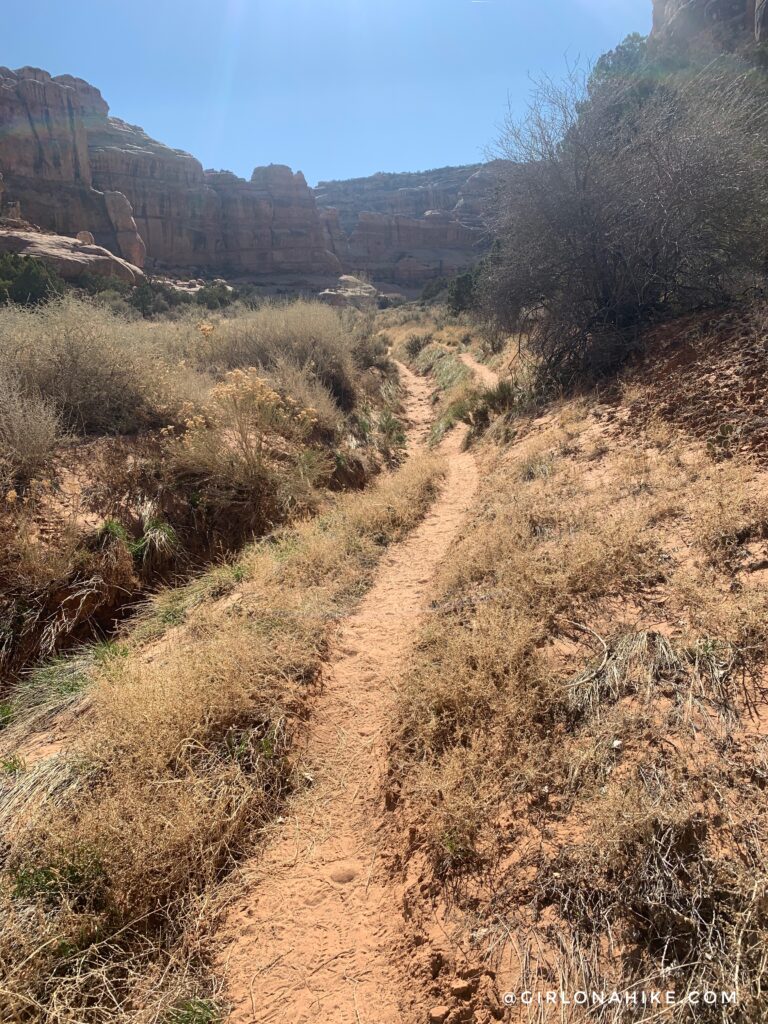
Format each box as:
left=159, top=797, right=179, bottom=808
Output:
left=4, top=0, right=651, bottom=184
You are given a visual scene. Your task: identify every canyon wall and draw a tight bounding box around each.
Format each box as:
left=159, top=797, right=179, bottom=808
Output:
left=0, top=67, right=339, bottom=278
left=86, top=110, right=339, bottom=275
left=0, top=65, right=494, bottom=284
left=346, top=211, right=483, bottom=285
left=315, top=164, right=499, bottom=284
left=0, top=67, right=144, bottom=266
left=314, top=165, right=484, bottom=234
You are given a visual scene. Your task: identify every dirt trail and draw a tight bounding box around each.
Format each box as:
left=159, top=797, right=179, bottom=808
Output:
left=459, top=350, right=498, bottom=388
left=215, top=362, right=480, bottom=1023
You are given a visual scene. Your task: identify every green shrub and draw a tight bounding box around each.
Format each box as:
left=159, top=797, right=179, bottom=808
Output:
left=404, top=332, right=434, bottom=359
left=195, top=282, right=233, bottom=310
left=420, top=277, right=448, bottom=302
left=0, top=254, right=64, bottom=306
left=446, top=272, right=476, bottom=315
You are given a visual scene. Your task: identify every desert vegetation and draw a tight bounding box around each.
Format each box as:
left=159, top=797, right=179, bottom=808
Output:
left=0, top=448, right=443, bottom=1021
left=0, top=295, right=401, bottom=681
left=5, top=7, right=768, bottom=1023
left=392, top=388, right=768, bottom=1018
left=0, top=271, right=469, bottom=1022
left=477, top=38, right=768, bottom=388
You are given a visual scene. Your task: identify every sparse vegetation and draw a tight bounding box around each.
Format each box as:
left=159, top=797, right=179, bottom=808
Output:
left=4, top=12, right=768, bottom=1024
left=393, top=395, right=768, bottom=1020
left=0, top=451, right=444, bottom=1022
left=0, top=296, right=404, bottom=680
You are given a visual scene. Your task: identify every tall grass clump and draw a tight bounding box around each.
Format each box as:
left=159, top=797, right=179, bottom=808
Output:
left=0, top=296, right=190, bottom=434
left=169, top=300, right=365, bottom=410
left=0, top=295, right=400, bottom=678
left=0, top=372, right=63, bottom=489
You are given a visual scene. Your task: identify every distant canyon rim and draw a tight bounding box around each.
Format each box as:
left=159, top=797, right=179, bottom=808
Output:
left=1, top=0, right=764, bottom=290
left=0, top=66, right=498, bottom=288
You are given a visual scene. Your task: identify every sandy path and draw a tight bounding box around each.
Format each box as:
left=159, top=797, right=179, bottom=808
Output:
left=459, top=350, right=498, bottom=389
left=215, top=361, right=479, bottom=1023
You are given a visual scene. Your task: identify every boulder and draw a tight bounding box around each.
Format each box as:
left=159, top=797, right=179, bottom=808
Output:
left=104, top=190, right=146, bottom=268
left=319, top=274, right=378, bottom=309
left=0, top=229, right=144, bottom=285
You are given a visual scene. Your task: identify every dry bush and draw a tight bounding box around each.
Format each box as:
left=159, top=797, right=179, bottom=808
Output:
left=0, top=298, right=397, bottom=681
left=167, top=301, right=362, bottom=411
left=0, top=451, right=444, bottom=1022
left=481, top=57, right=768, bottom=386
left=688, top=460, right=766, bottom=565
left=0, top=513, right=139, bottom=679
left=0, top=297, right=196, bottom=435
left=0, top=372, right=63, bottom=489
left=267, top=358, right=342, bottom=437
left=168, top=368, right=331, bottom=537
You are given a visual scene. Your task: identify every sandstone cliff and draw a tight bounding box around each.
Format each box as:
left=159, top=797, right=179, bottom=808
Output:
left=314, top=164, right=499, bottom=284
left=0, top=67, right=145, bottom=267
left=346, top=210, right=483, bottom=285
left=87, top=110, right=339, bottom=276
left=0, top=67, right=339, bottom=278
left=0, top=65, right=491, bottom=285
left=314, top=165, right=484, bottom=235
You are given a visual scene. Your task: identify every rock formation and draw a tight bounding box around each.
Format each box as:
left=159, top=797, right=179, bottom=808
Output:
left=0, top=229, right=144, bottom=284
left=346, top=210, right=483, bottom=285
left=0, top=65, right=494, bottom=285
left=314, top=164, right=500, bottom=284
left=0, top=67, right=145, bottom=266
left=319, top=275, right=380, bottom=309
left=0, top=67, right=339, bottom=278
left=651, top=0, right=766, bottom=48
left=86, top=111, right=340, bottom=275
left=314, top=165, right=485, bottom=235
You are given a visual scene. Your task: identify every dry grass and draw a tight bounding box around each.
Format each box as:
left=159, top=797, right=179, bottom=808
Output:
left=162, top=300, right=377, bottom=411
left=0, top=450, right=443, bottom=1022
left=0, top=372, right=63, bottom=490
left=0, top=297, right=194, bottom=436
left=393, top=404, right=768, bottom=1019
left=0, top=297, right=403, bottom=681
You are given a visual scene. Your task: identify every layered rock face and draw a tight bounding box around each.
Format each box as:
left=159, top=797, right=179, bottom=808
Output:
left=652, top=0, right=767, bottom=47
left=346, top=210, right=483, bottom=285
left=0, top=67, right=144, bottom=266
left=88, top=113, right=340, bottom=275
left=315, top=164, right=499, bottom=284
left=0, top=67, right=338, bottom=277
left=314, top=165, right=484, bottom=235
left=0, top=65, right=492, bottom=284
